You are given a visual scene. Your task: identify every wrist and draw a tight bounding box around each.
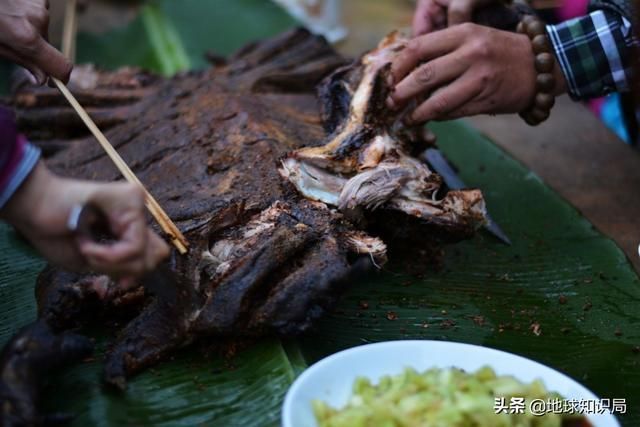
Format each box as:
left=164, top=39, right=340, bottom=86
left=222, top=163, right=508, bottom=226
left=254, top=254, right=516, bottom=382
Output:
left=551, top=55, right=568, bottom=96
left=516, top=15, right=557, bottom=126
left=514, top=32, right=538, bottom=112
left=1, top=162, right=66, bottom=235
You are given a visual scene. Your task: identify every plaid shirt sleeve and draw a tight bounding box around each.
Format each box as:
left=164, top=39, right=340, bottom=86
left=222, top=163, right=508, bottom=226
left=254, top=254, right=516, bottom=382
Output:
left=0, top=107, right=41, bottom=210
left=546, top=9, right=636, bottom=100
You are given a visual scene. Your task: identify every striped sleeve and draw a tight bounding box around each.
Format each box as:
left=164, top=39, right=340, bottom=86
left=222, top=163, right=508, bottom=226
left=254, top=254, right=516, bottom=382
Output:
left=546, top=9, right=636, bottom=100
left=0, top=107, right=41, bottom=210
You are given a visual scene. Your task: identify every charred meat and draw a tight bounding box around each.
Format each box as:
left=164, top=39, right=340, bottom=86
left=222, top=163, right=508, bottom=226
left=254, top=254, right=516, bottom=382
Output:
left=1, top=28, right=485, bottom=424
left=281, top=33, right=486, bottom=238
left=0, top=321, right=92, bottom=427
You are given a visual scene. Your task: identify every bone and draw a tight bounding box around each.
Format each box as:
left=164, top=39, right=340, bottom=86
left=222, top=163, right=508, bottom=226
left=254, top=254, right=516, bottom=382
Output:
left=0, top=28, right=485, bottom=412
left=281, top=33, right=487, bottom=233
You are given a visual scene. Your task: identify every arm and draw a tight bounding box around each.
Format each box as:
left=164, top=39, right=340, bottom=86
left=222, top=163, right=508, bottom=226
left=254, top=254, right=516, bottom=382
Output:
left=411, top=0, right=636, bottom=102
left=390, top=2, right=634, bottom=123
left=589, top=0, right=635, bottom=23
left=0, top=108, right=39, bottom=210
left=0, top=107, right=169, bottom=283
left=547, top=9, right=635, bottom=100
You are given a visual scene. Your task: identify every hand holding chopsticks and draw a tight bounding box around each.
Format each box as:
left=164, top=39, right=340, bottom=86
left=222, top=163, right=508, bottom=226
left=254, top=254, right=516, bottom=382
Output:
left=0, top=0, right=72, bottom=85
left=52, top=78, right=189, bottom=254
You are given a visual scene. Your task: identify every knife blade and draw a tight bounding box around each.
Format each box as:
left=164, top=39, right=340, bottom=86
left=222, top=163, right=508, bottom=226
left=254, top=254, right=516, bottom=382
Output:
left=423, top=148, right=512, bottom=245
left=67, top=203, right=180, bottom=301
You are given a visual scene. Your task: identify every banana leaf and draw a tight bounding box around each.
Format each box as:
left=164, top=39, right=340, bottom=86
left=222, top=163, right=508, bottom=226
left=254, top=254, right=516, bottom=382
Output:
left=0, top=221, right=308, bottom=427
left=298, top=121, right=640, bottom=426
left=75, top=0, right=296, bottom=73
left=1, top=1, right=638, bottom=426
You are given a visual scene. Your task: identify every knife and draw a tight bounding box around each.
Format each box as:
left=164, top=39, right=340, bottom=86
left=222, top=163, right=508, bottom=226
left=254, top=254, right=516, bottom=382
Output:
left=67, top=203, right=180, bottom=301
left=423, top=148, right=512, bottom=245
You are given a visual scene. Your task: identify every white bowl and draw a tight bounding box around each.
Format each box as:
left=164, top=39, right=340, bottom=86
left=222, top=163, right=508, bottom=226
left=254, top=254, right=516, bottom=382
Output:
left=282, top=340, right=620, bottom=427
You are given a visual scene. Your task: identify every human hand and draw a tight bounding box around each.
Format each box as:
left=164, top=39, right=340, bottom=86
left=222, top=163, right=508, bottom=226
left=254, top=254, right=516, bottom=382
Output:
left=0, top=0, right=73, bottom=84
left=1, top=162, right=170, bottom=284
left=387, top=23, right=566, bottom=124
left=413, top=0, right=496, bottom=35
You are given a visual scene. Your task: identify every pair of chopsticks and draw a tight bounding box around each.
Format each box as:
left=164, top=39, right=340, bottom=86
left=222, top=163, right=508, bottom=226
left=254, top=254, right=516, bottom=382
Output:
left=56, top=0, right=189, bottom=254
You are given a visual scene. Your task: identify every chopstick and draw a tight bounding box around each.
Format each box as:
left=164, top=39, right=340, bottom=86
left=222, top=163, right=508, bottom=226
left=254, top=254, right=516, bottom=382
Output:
left=52, top=78, right=189, bottom=254
left=61, top=0, right=78, bottom=61
left=55, top=0, right=188, bottom=254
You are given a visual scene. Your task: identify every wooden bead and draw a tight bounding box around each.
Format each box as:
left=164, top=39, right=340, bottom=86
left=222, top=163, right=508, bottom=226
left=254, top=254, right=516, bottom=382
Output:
left=535, top=53, right=554, bottom=73
left=535, top=92, right=555, bottom=110
left=536, top=73, right=555, bottom=92
left=522, top=15, right=536, bottom=27
left=526, top=20, right=546, bottom=38
left=530, top=107, right=550, bottom=123
left=519, top=111, right=537, bottom=126
left=518, top=15, right=555, bottom=126
left=532, top=34, right=549, bottom=54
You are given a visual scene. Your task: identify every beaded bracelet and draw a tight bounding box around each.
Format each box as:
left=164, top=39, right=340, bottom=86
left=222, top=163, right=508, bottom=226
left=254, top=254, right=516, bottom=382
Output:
left=516, top=15, right=556, bottom=126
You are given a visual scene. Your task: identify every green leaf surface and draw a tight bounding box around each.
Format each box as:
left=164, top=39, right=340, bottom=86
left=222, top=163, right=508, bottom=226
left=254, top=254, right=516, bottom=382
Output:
left=2, top=120, right=638, bottom=425
left=159, top=0, right=296, bottom=69
left=0, top=220, right=297, bottom=427
left=1, top=1, right=638, bottom=426
left=76, top=3, right=192, bottom=75
left=41, top=338, right=296, bottom=427
left=298, top=121, right=640, bottom=426
left=140, top=4, right=191, bottom=75
left=76, top=0, right=295, bottom=73
left=0, top=226, right=43, bottom=346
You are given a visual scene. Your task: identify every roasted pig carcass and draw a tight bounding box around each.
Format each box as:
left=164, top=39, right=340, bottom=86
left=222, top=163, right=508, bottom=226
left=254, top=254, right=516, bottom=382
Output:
left=0, top=321, right=92, bottom=427
left=1, top=29, right=485, bottom=424
left=281, top=33, right=486, bottom=239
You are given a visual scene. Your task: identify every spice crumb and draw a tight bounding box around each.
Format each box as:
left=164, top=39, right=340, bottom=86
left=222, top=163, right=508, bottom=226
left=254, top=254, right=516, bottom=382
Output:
left=471, top=315, right=485, bottom=327
left=530, top=322, right=542, bottom=336
left=440, top=319, right=456, bottom=330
